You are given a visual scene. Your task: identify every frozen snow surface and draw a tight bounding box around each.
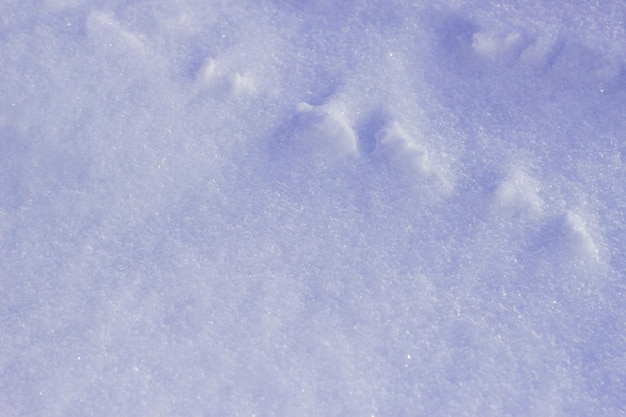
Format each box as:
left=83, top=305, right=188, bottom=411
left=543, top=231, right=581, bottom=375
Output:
left=1, top=0, right=625, bottom=416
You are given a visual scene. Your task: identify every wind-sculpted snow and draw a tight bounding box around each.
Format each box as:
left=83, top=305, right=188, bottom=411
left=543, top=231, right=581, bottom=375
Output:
left=0, top=1, right=625, bottom=416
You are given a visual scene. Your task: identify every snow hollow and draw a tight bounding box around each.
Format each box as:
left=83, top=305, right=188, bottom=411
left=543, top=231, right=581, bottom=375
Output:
left=1, top=1, right=625, bottom=416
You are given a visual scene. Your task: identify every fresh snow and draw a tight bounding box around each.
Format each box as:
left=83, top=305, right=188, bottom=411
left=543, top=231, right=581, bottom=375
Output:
left=1, top=1, right=625, bottom=416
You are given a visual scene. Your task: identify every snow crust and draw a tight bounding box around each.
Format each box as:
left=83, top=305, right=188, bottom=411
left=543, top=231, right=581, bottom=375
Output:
left=1, top=1, right=625, bottom=416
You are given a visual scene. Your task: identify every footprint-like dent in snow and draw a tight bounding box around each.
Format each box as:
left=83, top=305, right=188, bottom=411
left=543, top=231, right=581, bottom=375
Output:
left=560, top=211, right=601, bottom=261
left=289, top=100, right=358, bottom=169
left=373, top=121, right=453, bottom=193
left=472, top=30, right=529, bottom=60
left=86, top=11, right=146, bottom=55
left=195, top=57, right=256, bottom=98
left=493, top=167, right=543, bottom=213
left=534, top=210, right=602, bottom=263
left=374, top=122, right=429, bottom=173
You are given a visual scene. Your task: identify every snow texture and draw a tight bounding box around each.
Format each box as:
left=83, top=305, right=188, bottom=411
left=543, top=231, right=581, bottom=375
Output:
left=1, top=1, right=625, bottom=416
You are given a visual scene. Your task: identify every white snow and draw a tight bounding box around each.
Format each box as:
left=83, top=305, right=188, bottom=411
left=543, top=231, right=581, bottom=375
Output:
left=1, top=1, right=625, bottom=416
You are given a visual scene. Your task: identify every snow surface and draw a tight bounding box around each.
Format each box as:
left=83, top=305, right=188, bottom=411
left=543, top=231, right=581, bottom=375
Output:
left=1, top=1, right=625, bottom=416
